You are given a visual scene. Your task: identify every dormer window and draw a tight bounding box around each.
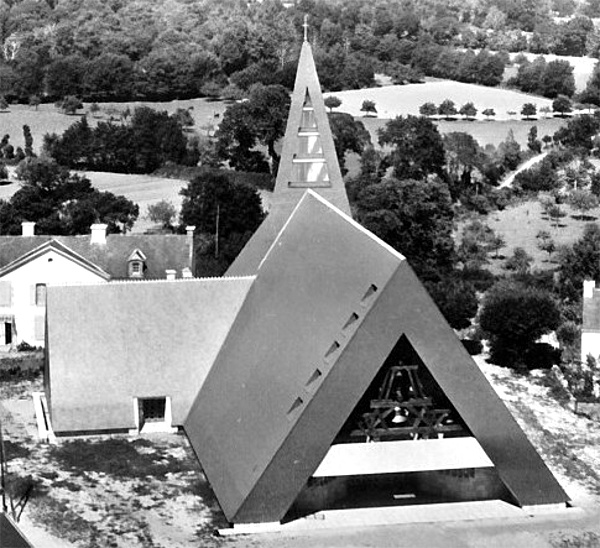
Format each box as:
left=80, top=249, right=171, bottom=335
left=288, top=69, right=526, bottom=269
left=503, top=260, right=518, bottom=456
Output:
left=127, top=249, right=147, bottom=278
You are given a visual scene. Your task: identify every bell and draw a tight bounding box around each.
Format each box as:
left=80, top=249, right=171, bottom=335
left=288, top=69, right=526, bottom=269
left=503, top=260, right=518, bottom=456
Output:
left=392, top=406, right=407, bottom=424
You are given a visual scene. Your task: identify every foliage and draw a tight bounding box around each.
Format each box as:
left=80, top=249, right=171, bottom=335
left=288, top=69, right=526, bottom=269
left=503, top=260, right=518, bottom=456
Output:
left=378, top=115, right=446, bottom=181
left=553, top=114, right=600, bottom=152
left=0, top=156, right=138, bottom=235
left=45, top=107, right=192, bottom=173
left=527, top=126, right=542, bottom=153
left=426, top=277, right=479, bottom=330
left=147, top=200, right=177, bottom=230
left=482, top=108, right=496, bottom=119
left=59, top=96, right=83, bottom=115
left=509, top=57, right=575, bottom=98
left=504, top=247, right=533, bottom=273
left=324, top=96, right=342, bottom=112
left=552, top=95, right=573, bottom=116
left=459, top=102, right=477, bottom=120
left=360, top=100, right=377, bottom=116
left=521, top=103, right=537, bottom=120
left=536, top=230, right=556, bottom=259
left=498, top=130, right=522, bottom=171
left=438, top=99, right=458, bottom=120
left=568, top=189, right=599, bottom=218
left=215, top=84, right=290, bottom=175
left=328, top=112, right=371, bottom=175
left=355, top=178, right=456, bottom=280
left=513, top=158, right=559, bottom=192
left=419, top=102, right=437, bottom=118
left=480, top=280, right=561, bottom=368
left=180, top=171, right=265, bottom=276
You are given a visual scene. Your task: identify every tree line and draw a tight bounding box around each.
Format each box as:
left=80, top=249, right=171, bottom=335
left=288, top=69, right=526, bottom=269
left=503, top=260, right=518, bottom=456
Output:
left=0, top=0, right=597, bottom=103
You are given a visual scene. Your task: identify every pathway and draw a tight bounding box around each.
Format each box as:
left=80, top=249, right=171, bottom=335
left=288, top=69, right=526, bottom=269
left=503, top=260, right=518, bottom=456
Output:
left=498, top=151, right=548, bottom=189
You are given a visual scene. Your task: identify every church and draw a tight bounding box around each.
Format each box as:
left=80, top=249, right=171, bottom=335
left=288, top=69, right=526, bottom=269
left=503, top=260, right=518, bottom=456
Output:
left=44, top=33, right=569, bottom=527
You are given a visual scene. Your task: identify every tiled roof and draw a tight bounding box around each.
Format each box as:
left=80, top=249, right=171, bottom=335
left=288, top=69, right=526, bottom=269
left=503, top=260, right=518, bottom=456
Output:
left=583, top=288, right=600, bottom=332
left=0, top=234, right=193, bottom=279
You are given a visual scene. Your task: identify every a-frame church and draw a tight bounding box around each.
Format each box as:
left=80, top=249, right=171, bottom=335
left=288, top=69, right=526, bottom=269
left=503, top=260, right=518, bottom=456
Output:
left=44, top=33, right=569, bottom=527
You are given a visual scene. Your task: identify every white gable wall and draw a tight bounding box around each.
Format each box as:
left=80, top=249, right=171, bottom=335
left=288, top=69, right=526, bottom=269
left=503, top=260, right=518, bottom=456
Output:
left=0, top=249, right=106, bottom=347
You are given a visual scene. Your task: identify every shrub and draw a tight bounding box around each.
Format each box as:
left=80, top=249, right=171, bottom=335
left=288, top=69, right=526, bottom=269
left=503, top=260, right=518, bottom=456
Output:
left=461, top=339, right=483, bottom=355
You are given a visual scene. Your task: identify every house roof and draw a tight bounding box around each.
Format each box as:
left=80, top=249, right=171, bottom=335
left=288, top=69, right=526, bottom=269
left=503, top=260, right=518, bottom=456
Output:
left=46, top=276, right=254, bottom=433
left=582, top=288, right=600, bottom=332
left=226, top=39, right=351, bottom=277
left=185, top=190, right=568, bottom=524
left=0, top=234, right=193, bottom=279
left=0, top=513, right=34, bottom=548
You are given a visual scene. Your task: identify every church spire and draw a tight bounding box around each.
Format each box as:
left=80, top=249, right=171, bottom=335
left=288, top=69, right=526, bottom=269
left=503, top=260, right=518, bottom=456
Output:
left=226, top=27, right=351, bottom=276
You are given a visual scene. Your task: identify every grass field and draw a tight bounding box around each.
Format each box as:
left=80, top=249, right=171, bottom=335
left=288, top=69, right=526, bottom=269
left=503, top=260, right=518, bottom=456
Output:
left=465, top=198, right=600, bottom=274
left=0, top=97, right=227, bottom=155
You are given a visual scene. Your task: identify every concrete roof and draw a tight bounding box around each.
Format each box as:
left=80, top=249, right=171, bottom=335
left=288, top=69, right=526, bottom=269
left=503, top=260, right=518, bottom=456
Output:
left=185, top=190, right=568, bottom=524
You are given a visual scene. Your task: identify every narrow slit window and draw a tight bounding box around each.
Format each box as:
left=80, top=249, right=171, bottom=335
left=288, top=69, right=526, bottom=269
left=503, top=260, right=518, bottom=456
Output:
left=343, top=312, right=359, bottom=330
left=288, top=397, right=304, bottom=415
left=325, top=341, right=340, bottom=358
left=306, top=368, right=323, bottom=386
left=361, top=284, right=378, bottom=302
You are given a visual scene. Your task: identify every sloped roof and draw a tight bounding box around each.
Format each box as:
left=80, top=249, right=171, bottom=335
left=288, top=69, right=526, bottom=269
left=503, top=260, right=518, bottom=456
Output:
left=0, top=513, right=34, bottom=548
left=0, top=234, right=193, bottom=279
left=185, top=191, right=568, bottom=524
left=46, top=276, right=254, bottom=433
left=582, top=288, right=600, bottom=332
left=226, top=39, right=351, bottom=276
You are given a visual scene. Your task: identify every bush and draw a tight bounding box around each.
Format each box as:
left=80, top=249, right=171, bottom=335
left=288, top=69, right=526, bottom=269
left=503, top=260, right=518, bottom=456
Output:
left=461, top=339, right=483, bottom=355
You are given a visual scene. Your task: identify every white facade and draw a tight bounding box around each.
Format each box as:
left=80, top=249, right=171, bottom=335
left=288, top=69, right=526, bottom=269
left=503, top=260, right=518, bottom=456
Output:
left=0, top=248, right=106, bottom=348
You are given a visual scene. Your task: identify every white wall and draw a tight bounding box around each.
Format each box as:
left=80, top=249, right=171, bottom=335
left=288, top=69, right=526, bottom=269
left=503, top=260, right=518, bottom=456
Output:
left=0, top=248, right=106, bottom=346
left=581, top=332, right=600, bottom=364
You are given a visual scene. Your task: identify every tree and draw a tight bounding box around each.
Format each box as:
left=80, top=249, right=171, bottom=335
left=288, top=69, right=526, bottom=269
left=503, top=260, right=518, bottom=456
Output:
left=324, top=96, right=342, bottom=112
left=180, top=171, right=265, bottom=275
left=498, top=130, right=522, bottom=171
left=536, top=230, right=556, bottom=260
left=482, top=108, right=495, bottom=120
left=23, top=125, right=34, bottom=157
left=540, top=105, right=552, bottom=118
left=504, top=247, right=533, bottom=273
left=438, top=99, right=457, bottom=120
left=426, top=277, right=478, bottom=330
left=355, top=178, right=456, bottom=279
left=0, top=96, right=8, bottom=111
left=521, top=103, right=537, bottom=120
left=443, top=132, right=485, bottom=196
left=527, top=126, right=542, bottom=153
left=459, top=102, right=477, bottom=120
left=360, top=100, right=377, bottom=117
left=174, top=107, right=195, bottom=128
left=419, top=102, right=437, bottom=118
left=553, top=115, right=600, bottom=151
left=552, top=95, right=572, bottom=117
left=59, top=96, right=83, bottom=115
left=479, top=281, right=561, bottom=368
left=29, top=95, right=41, bottom=110
left=378, top=115, right=447, bottom=181
left=328, top=112, right=371, bottom=175
left=147, top=200, right=177, bottom=230
left=548, top=204, right=566, bottom=227
left=568, top=189, right=599, bottom=219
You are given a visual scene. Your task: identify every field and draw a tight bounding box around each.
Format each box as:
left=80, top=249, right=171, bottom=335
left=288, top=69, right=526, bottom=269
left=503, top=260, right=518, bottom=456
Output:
left=325, top=80, right=556, bottom=121
left=0, top=97, right=227, bottom=155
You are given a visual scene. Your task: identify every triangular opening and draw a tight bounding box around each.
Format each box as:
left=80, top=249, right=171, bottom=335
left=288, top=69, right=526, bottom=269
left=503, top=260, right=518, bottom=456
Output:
left=289, top=90, right=331, bottom=188
left=284, top=335, right=516, bottom=521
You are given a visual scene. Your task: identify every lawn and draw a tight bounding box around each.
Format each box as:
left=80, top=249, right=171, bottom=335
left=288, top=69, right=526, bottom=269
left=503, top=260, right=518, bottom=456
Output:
left=461, top=198, right=600, bottom=275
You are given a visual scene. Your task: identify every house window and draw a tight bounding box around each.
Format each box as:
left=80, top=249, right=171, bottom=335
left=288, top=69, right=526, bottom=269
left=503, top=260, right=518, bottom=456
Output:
left=140, top=398, right=166, bottom=422
left=35, top=284, right=47, bottom=306
left=129, top=261, right=144, bottom=278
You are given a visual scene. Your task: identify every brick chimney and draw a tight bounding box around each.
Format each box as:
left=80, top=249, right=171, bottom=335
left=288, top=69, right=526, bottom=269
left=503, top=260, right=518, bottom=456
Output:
left=90, top=223, right=107, bottom=245
left=166, top=269, right=177, bottom=281
left=21, top=221, right=35, bottom=237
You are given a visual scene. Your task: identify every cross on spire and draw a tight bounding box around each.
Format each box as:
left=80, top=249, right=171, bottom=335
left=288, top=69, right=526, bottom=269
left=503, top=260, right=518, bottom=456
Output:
left=303, top=14, right=309, bottom=42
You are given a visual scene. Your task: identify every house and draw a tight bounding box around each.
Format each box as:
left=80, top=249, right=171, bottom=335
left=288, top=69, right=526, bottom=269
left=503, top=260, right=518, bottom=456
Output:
left=0, top=222, right=195, bottom=349
left=44, top=36, right=569, bottom=526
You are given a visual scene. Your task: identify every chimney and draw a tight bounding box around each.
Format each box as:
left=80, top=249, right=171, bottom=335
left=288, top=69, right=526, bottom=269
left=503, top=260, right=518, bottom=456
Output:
left=186, top=225, right=196, bottom=269
left=584, top=279, right=595, bottom=299
left=182, top=267, right=193, bottom=279
left=90, top=223, right=107, bottom=245
left=21, top=221, right=35, bottom=237
left=166, top=269, right=177, bottom=281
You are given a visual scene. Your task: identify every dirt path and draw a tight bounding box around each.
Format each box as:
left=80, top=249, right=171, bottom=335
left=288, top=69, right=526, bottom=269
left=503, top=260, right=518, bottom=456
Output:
left=498, top=151, right=549, bottom=189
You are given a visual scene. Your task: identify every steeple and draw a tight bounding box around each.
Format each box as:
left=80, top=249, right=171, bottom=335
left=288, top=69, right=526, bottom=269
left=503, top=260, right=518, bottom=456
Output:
left=226, top=32, right=351, bottom=276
